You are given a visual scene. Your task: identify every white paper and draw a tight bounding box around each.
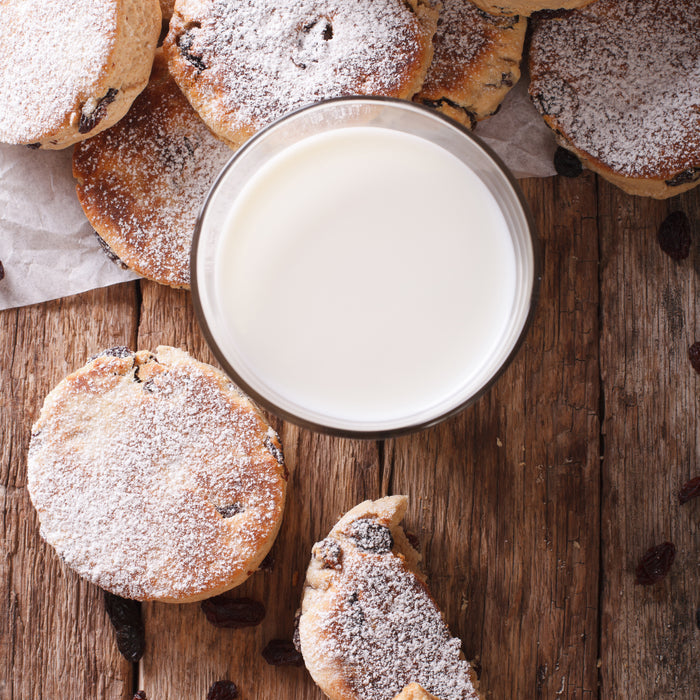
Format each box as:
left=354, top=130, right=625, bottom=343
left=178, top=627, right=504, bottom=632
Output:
left=0, top=81, right=555, bottom=311
left=0, top=144, right=139, bottom=311
left=477, top=78, right=558, bottom=179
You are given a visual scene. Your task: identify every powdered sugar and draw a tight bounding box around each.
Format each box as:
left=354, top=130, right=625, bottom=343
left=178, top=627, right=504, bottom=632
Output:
left=27, top=347, right=286, bottom=601
left=166, top=0, right=433, bottom=138
left=0, top=0, right=117, bottom=143
left=422, top=0, right=518, bottom=94
left=303, top=515, right=479, bottom=700
left=529, top=0, right=700, bottom=179
left=74, top=57, right=233, bottom=288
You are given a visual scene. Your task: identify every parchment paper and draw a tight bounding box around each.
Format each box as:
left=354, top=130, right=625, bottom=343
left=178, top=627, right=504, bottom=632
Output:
left=0, top=79, right=555, bottom=311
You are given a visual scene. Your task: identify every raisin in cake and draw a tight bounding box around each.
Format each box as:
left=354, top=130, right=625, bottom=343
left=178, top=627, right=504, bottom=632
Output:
left=163, top=0, right=439, bottom=147
left=415, top=0, right=526, bottom=128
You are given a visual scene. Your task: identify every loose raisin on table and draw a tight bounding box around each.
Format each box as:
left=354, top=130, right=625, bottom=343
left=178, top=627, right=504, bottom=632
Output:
left=104, top=591, right=145, bottom=662
left=657, top=211, right=691, bottom=261
left=688, top=342, right=700, bottom=374
left=207, top=680, right=239, bottom=700
left=0, top=260, right=4, bottom=281
left=553, top=146, right=582, bottom=178
left=679, top=476, right=700, bottom=504
left=201, top=596, right=265, bottom=628
left=635, top=542, right=675, bottom=585
left=262, top=639, right=304, bottom=667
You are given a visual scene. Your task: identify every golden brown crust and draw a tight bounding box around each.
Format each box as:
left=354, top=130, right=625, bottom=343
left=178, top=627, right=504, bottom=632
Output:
left=415, top=1, right=526, bottom=128
left=73, top=52, right=233, bottom=288
left=529, top=0, right=700, bottom=198
left=0, top=0, right=161, bottom=149
left=27, top=346, right=287, bottom=602
left=163, top=0, right=439, bottom=147
left=299, top=497, right=481, bottom=700
left=469, top=0, right=594, bottom=17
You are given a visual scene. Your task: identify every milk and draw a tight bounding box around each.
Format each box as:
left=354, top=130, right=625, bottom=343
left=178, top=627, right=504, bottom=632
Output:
left=211, top=126, right=519, bottom=430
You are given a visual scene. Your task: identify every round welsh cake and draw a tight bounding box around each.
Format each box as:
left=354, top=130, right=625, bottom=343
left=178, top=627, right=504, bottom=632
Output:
left=415, top=0, right=526, bottom=128
left=529, top=0, right=700, bottom=198
left=0, top=0, right=161, bottom=149
left=299, top=496, right=481, bottom=700
left=163, top=0, right=439, bottom=147
left=27, top=346, right=287, bottom=602
left=73, top=52, right=234, bottom=289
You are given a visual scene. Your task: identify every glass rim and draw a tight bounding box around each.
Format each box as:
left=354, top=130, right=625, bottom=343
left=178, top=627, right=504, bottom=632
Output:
left=191, top=95, right=542, bottom=439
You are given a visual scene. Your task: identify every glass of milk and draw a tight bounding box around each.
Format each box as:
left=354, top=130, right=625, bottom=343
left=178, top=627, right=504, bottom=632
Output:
left=192, top=97, right=539, bottom=437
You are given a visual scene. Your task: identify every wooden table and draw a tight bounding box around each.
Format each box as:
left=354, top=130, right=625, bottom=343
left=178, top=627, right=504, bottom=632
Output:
left=1, top=174, right=698, bottom=699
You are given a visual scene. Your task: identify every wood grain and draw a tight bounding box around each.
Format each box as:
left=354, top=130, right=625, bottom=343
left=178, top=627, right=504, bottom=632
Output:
left=0, top=284, right=139, bottom=700
left=598, top=183, right=700, bottom=698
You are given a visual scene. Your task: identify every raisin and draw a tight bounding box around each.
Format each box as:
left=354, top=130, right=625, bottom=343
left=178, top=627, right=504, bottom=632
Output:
left=216, top=503, right=244, bottom=518
left=207, top=680, right=239, bottom=700
left=158, top=18, right=169, bottom=47
left=553, top=146, right=582, bottom=178
left=635, top=542, right=675, bottom=585
left=500, top=71, right=514, bottom=87
left=261, top=639, right=304, bottom=667
left=679, top=476, right=700, bottom=504
left=201, top=596, right=266, bottom=628
left=178, top=31, right=207, bottom=70
left=657, top=211, right=691, bottom=261
left=258, top=547, right=275, bottom=571
left=104, top=592, right=145, bottom=662
left=292, top=609, right=302, bottom=652
left=689, top=342, right=700, bottom=374
left=316, top=538, right=343, bottom=569
left=26, top=142, right=41, bottom=149
left=264, top=433, right=285, bottom=466
left=420, top=97, right=477, bottom=130
left=79, top=88, right=118, bottom=134
left=133, top=693, right=147, bottom=700
left=0, top=260, right=4, bottom=281
left=348, top=519, right=393, bottom=554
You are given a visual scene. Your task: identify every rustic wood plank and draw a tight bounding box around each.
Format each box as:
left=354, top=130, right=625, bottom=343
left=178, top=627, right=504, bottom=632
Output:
left=136, top=281, right=382, bottom=699
left=386, top=174, right=601, bottom=699
left=598, top=183, right=700, bottom=698
left=0, top=283, right=139, bottom=700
